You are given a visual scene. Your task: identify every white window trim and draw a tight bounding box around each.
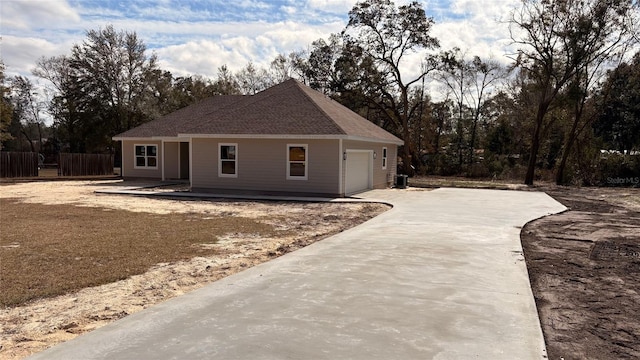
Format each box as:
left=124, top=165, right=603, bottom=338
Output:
left=218, top=143, right=238, bottom=178
left=287, top=144, right=308, bottom=180
left=382, top=147, right=388, bottom=170
left=133, top=144, right=158, bottom=169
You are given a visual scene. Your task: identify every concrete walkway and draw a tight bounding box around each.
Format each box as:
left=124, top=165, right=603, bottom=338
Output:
left=29, top=188, right=566, bottom=360
left=95, top=187, right=375, bottom=203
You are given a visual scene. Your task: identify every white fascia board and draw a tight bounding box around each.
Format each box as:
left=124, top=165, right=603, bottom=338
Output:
left=177, top=134, right=403, bottom=145
left=343, top=135, right=404, bottom=146
left=112, top=136, right=185, bottom=141
left=178, top=134, right=342, bottom=140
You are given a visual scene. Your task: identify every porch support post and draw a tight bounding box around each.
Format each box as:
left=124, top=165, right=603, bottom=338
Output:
left=161, top=140, right=165, bottom=181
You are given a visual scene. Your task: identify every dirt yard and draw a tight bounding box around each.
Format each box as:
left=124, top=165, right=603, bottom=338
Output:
left=0, top=180, right=390, bottom=359
left=522, top=186, right=640, bottom=360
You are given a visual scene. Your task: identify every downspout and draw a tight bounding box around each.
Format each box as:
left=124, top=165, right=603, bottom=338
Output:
left=338, top=138, right=344, bottom=197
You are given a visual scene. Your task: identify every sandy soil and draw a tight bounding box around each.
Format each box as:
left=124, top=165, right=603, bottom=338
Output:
left=522, top=187, right=640, bottom=359
left=0, top=180, right=390, bottom=359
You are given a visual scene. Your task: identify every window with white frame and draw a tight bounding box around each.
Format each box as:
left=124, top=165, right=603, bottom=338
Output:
left=382, top=147, right=388, bottom=170
left=134, top=144, right=158, bottom=169
left=287, top=144, right=307, bottom=180
left=219, top=143, right=237, bottom=177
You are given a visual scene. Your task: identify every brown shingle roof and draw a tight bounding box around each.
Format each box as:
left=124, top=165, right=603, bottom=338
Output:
left=114, top=96, right=244, bottom=138
left=115, top=79, right=402, bottom=144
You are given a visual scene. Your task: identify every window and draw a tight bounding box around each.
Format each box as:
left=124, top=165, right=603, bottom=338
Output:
left=287, top=144, right=307, bottom=180
left=219, top=143, right=237, bottom=177
left=134, top=145, right=158, bottom=169
left=382, top=147, right=388, bottom=170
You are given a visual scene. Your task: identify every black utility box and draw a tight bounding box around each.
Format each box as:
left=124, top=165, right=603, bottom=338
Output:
left=395, top=174, right=408, bottom=189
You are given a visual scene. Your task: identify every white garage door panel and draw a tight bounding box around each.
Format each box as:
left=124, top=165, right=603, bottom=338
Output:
left=345, top=151, right=371, bottom=195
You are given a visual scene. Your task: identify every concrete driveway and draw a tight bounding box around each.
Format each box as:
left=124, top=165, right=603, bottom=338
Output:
left=29, top=188, right=566, bottom=360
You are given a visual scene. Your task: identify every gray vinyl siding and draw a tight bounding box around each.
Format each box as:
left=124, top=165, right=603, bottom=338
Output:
left=191, top=138, right=340, bottom=195
left=342, top=140, right=397, bottom=190
left=164, top=142, right=180, bottom=179
left=122, top=140, right=163, bottom=179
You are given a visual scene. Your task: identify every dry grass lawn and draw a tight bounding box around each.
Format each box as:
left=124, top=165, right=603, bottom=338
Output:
left=0, top=180, right=389, bottom=359
left=0, top=198, right=280, bottom=307
left=408, top=175, right=530, bottom=190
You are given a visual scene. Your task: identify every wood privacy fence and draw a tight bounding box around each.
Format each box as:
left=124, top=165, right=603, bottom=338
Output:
left=1, top=152, right=115, bottom=178
left=58, top=153, right=114, bottom=176
left=0, top=152, right=39, bottom=178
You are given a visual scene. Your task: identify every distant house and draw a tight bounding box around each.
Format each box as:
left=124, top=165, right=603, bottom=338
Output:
left=113, top=79, right=402, bottom=197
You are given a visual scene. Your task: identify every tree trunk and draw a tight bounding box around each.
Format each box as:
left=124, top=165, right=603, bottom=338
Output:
left=21, top=128, right=36, bottom=153
left=468, top=116, right=478, bottom=165
left=524, top=129, right=539, bottom=185
left=525, top=104, right=548, bottom=185
left=555, top=135, right=573, bottom=185
left=400, top=87, right=415, bottom=176
left=37, top=123, right=43, bottom=154
left=456, top=121, right=464, bottom=166
left=401, top=127, right=415, bottom=176
left=555, top=104, right=583, bottom=185
left=555, top=124, right=579, bottom=185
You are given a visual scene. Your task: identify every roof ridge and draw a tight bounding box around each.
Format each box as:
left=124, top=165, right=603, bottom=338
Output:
left=289, top=80, right=348, bottom=135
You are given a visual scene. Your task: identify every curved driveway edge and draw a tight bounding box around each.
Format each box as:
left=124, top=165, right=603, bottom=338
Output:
left=29, top=188, right=567, bottom=360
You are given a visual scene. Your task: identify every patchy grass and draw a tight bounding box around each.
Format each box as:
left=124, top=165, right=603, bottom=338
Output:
left=408, top=176, right=531, bottom=190
left=0, top=198, right=282, bottom=307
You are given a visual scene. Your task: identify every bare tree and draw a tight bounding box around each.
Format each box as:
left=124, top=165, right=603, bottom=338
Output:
left=236, top=62, right=271, bottom=95
left=510, top=0, right=638, bottom=185
left=436, top=49, right=508, bottom=167
left=10, top=76, right=45, bottom=153
left=33, top=55, right=86, bottom=152
left=344, top=0, right=440, bottom=175
left=0, top=62, right=15, bottom=149
left=554, top=2, right=639, bottom=184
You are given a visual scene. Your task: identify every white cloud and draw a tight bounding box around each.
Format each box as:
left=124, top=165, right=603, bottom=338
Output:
left=0, top=0, right=525, bottom=95
left=155, top=40, right=246, bottom=78
left=152, top=18, right=346, bottom=78
left=1, top=35, right=74, bottom=77
left=281, top=6, right=297, bottom=15
left=0, top=0, right=80, bottom=30
left=431, top=0, right=519, bottom=64
left=306, top=0, right=357, bottom=13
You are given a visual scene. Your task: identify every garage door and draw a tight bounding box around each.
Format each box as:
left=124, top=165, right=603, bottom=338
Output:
left=345, top=151, right=371, bottom=195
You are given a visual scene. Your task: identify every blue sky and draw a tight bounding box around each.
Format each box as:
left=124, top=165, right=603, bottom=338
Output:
left=1, top=0, right=519, bottom=81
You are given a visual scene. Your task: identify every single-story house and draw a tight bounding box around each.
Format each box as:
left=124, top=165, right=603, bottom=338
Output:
left=113, top=79, right=403, bottom=197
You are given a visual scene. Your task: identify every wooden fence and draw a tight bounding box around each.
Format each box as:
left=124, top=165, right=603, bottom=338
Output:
left=58, top=153, right=114, bottom=176
left=0, top=152, right=39, bottom=178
